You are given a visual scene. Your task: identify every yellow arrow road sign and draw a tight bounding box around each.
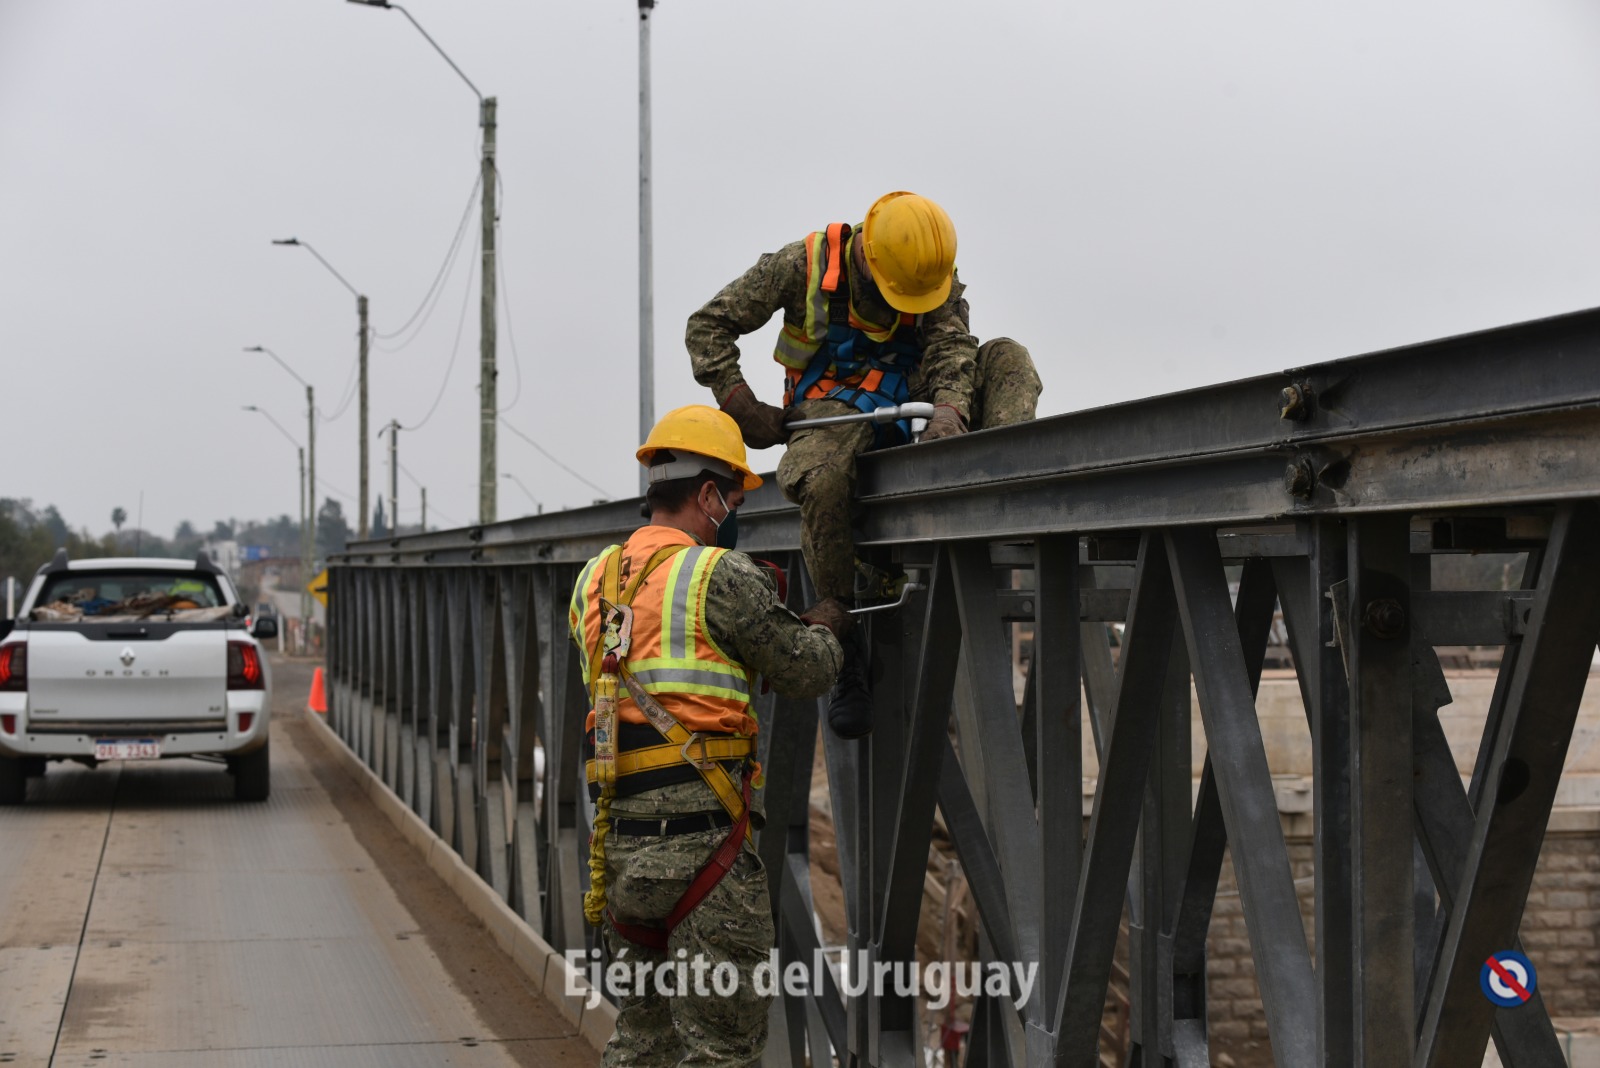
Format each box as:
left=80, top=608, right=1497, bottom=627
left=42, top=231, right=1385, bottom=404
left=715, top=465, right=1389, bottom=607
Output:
left=308, top=568, right=330, bottom=607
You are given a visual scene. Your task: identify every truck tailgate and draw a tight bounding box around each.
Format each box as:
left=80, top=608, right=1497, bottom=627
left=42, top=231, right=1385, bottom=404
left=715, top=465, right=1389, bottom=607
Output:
left=26, top=628, right=229, bottom=724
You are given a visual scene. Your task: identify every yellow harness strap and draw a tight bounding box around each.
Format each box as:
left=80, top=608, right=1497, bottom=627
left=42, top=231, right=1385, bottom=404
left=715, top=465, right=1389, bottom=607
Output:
left=587, top=542, right=753, bottom=821
left=587, top=545, right=686, bottom=690
left=585, top=544, right=689, bottom=927
left=616, top=671, right=750, bottom=821
left=585, top=734, right=753, bottom=782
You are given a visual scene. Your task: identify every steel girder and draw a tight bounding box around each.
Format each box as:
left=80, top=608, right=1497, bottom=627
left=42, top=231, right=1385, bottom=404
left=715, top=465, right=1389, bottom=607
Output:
left=323, top=305, right=1600, bottom=1067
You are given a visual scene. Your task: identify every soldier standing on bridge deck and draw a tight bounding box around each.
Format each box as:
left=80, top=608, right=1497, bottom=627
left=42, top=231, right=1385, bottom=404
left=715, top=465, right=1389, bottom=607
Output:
left=686, top=190, right=1042, bottom=738
left=570, top=405, right=849, bottom=1066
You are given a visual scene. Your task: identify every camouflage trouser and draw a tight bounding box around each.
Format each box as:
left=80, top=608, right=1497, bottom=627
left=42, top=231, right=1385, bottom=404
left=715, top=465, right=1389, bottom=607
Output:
left=599, top=826, right=774, bottom=1067
left=777, top=337, right=1042, bottom=601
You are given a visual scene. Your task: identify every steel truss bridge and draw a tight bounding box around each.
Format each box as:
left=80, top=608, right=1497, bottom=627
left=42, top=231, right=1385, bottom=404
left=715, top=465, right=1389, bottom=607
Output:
left=326, top=306, right=1600, bottom=1067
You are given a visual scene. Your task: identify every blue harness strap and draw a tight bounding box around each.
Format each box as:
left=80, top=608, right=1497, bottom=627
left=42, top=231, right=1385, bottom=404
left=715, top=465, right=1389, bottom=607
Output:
left=791, top=226, right=923, bottom=448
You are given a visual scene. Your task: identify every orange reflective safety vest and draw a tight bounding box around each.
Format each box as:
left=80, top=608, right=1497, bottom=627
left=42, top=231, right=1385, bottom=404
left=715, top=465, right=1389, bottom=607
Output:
left=569, top=525, right=756, bottom=802
left=773, top=224, right=925, bottom=433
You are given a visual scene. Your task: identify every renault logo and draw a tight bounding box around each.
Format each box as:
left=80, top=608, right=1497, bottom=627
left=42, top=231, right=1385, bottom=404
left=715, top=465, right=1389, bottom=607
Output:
left=120, top=647, right=136, bottom=667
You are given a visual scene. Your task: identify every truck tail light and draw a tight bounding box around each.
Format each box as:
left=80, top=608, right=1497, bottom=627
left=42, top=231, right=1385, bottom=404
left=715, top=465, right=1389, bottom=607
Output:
left=0, top=644, right=25, bottom=692
left=227, top=641, right=264, bottom=690
left=238, top=712, right=255, bottom=733
left=0, top=715, right=14, bottom=734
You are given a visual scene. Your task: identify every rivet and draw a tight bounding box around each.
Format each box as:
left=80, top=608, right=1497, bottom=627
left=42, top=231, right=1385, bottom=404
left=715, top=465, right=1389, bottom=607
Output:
left=1362, top=598, right=1406, bottom=640
left=1284, top=458, right=1316, bottom=499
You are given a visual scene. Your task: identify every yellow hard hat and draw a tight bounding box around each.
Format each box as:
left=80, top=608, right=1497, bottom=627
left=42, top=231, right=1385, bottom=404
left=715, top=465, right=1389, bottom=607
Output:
left=636, top=405, right=763, bottom=490
left=861, top=191, right=957, bottom=315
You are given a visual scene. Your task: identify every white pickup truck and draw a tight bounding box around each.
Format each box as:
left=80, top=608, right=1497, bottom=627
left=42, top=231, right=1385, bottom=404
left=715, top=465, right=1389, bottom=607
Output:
left=0, top=552, right=277, bottom=803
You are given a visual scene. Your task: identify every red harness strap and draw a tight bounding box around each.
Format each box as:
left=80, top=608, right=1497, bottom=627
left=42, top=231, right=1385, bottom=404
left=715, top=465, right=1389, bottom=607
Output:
left=609, top=768, right=754, bottom=952
left=748, top=558, right=788, bottom=605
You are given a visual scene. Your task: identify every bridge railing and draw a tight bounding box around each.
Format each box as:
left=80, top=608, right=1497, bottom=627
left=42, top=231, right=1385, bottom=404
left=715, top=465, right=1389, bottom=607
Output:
left=326, top=305, right=1600, bottom=1067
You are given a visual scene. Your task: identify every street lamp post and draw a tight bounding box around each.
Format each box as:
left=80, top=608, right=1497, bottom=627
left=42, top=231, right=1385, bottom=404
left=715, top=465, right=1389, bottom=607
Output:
left=638, top=0, right=656, bottom=498
left=272, top=238, right=370, bottom=538
left=502, top=472, right=542, bottom=515
left=347, top=0, right=498, bottom=526
left=242, top=405, right=309, bottom=651
left=244, top=347, right=316, bottom=584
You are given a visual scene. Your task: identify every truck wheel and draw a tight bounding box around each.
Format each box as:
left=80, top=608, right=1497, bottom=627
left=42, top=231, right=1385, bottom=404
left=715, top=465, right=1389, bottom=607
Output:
left=0, top=756, right=24, bottom=805
left=233, top=742, right=270, bottom=802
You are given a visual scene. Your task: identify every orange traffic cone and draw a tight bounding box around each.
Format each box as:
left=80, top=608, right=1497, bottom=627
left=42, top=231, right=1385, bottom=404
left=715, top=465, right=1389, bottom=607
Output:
left=308, top=667, right=328, bottom=714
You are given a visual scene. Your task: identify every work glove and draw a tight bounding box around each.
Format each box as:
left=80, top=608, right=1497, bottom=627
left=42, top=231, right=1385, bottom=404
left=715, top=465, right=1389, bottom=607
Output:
left=920, top=404, right=967, bottom=442
left=799, top=597, right=855, bottom=640
left=721, top=384, right=791, bottom=450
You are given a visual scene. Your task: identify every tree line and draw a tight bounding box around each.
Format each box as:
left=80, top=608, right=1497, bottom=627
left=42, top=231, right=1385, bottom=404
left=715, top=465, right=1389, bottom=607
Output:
left=0, top=497, right=358, bottom=590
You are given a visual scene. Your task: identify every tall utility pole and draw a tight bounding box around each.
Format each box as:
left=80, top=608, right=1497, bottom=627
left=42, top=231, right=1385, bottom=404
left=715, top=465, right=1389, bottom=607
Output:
left=358, top=295, right=370, bottom=537
left=420, top=487, right=427, bottom=531
left=306, top=382, right=316, bottom=565
left=270, top=241, right=369, bottom=538
left=386, top=420, right=401, bottom=536
left=638, top=0, right=656, bottom=497
left=480, top=96, right=498, bottom=525
left=298, top=446, right=309, bottom=636
left=346, top=0, right=497, bottom=525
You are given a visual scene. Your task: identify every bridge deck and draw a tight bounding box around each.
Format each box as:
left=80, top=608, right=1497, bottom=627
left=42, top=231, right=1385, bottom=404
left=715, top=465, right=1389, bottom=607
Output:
left=0, top=656, right=590, bottom=1068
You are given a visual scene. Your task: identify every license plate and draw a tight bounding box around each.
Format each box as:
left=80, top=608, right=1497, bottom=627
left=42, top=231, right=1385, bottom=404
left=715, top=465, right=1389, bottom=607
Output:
left=95, top=739, right=161, bottom=761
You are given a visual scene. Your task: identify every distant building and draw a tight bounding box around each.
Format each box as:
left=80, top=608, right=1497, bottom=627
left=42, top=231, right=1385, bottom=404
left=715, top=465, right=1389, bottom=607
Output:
left=202, top=539, right=241, bottom=579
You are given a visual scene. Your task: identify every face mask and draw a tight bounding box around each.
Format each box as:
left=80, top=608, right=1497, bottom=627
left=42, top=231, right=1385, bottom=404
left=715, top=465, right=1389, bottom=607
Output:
left=705, top=486, right=740, bottom=550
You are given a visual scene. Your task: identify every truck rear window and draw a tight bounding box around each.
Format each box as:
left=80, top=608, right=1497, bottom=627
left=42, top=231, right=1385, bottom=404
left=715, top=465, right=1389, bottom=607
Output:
left=34, top=570, right=228, bottom=619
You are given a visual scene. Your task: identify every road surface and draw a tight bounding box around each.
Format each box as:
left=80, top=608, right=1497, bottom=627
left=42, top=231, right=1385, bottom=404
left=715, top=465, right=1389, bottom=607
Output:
left=0, top=655, right=593, bottom=1067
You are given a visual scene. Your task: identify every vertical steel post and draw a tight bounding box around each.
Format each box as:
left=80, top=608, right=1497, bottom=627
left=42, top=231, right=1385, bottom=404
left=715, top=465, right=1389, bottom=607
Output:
left=1130, top=635, right=1192, bottom=1061
left=421, top=486, right=427, bottom=531
left=479, top=97, right=498, bottom=526
left=1308, top=518, right=1354, bottom=1066
left=1032, top=536, right=1081, bottom=1025
left=637, top=0, right=655, bottom=498
left=1346, top=516, right=1415, bottom=1065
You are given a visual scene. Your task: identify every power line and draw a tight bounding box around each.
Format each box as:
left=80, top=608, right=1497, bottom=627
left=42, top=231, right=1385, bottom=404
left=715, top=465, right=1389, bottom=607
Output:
left=313, top=476, right=356, bottom=504
left=498, top=416, right=612, bottom=497
left=495, top=207, right=524, bottom=414
left=372, top=170, right=482, bottom=347
left=397, top=461, right=461, bottom=527
left=399, top=226, right=479, bottom=432
left=318, top=349, right=362, bottom=423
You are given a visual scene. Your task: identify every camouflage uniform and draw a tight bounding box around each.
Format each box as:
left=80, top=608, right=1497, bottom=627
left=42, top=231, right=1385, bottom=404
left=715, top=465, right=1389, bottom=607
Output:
left=687, top=237, right=1043, bottom=601
left=573, top=537, right=841, bottom=1067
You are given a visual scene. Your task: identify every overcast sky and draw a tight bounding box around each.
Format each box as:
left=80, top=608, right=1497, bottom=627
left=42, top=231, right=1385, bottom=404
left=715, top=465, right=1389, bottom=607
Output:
left=4, top=1, right=1600, bottom=539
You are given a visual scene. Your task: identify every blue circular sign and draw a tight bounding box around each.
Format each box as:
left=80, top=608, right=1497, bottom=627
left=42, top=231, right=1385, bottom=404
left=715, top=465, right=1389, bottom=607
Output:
left=1480, top=951, right=1537, bottom=1007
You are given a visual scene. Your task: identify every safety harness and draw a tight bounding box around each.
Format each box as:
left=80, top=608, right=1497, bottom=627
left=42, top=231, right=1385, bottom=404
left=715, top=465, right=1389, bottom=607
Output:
left=785, top=223, right=925, bottom=447
left=582, top=544, right=756, bottom=950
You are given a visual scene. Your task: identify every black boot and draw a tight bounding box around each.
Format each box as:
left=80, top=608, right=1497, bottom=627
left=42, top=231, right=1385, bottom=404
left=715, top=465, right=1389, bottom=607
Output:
left=827, top=626, right=873, bottom=739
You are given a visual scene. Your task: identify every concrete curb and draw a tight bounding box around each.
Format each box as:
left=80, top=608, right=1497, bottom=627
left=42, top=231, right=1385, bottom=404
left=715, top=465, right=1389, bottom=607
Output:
left=301, top=708, right=619, bottom=1051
